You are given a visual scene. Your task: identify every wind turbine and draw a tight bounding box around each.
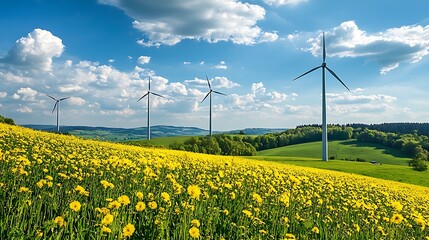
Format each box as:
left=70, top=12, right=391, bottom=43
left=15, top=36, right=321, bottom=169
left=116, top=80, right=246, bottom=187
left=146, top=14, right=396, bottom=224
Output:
left=201, top=75, right=226, bottom=136
left=292, top=32, right=350, bottom=161
left=138, top=77, right=164, bottom=140
left=45, top=94, right=70, bottom=133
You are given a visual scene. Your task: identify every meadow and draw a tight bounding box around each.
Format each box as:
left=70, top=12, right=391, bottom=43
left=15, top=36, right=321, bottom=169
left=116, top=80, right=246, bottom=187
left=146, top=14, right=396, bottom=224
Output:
left=1, top=123, right=429, bottom=239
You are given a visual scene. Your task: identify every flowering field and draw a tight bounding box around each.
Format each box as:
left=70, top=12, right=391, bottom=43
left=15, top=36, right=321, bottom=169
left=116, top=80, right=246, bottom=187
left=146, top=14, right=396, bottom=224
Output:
left=1, top=123, right=429, bottom=239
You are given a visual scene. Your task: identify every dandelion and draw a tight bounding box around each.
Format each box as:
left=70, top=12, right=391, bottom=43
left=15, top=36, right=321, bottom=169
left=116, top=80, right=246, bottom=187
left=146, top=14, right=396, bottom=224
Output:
left=136, top=191, right=144, bottom=200
left=312, top=226, right=320, bottom=234
left=122, top=223, right=135, bottom=238
left=101, top=213, right=114, bottom=225
left=390, top=213, right=404, bottom=224
left=242, top=210, right=252, bottom=217
left=135, top=201, right=146, bottom=211
left=189, top=227, right=200, bottom=238
left=187, top=185, right=201, bottom=199
left=108, top=200, right=121, bottom=209
left=252, top=192, right=263, bottom=205
left=148, top=201, right=157, bottom=210
left=54, top=216, right=66, bottom=227
left=118, top=195, right=130, bottom=205
left=284, top=233, right=296, bottom=240
left=101, top=226, right=112, bottom=233
left=191, top=219, right=201, bottom=227
left=391, top=201, right=403, bottom=211
left=19, top=187, right=30, bottom=193
left=69, top=201, right=81, bottom=212
left=161, top=192, right=171, bottom=202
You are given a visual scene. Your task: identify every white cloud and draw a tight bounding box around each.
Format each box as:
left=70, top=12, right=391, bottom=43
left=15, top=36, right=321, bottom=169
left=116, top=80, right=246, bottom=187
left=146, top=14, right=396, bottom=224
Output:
left=17, top=106, right=32, bottom=113
left=0, top=72, right=30, bottom=83
left=212, top=77, right=239, bottom=88
left=263, top=0, right=308, bottom=7
left=0, top=28, right=64, bottom=71
left=58, top=84, right=85, bottom=93
left=15, top=87, right=38, bottom=101
left=69, top=97, right=86, bottom=106
left=0, top=92, right=7, bottom=98
left=183, top=61, right=191, bottom=65
left=108, top=59, right=115, bottom=63
left=214, top=61, right=228, bottom=69
left=99, top=0, right=277, bottom=46
left=297, top=21, right=429, bottom=74
left=137, top=56, right=151, bottom=64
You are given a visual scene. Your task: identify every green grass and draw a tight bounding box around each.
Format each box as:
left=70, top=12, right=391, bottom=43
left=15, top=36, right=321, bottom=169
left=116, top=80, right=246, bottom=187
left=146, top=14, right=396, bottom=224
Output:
left=250, top=140, right=429, bottom=187
left=257, top=139, right=412, bottom=166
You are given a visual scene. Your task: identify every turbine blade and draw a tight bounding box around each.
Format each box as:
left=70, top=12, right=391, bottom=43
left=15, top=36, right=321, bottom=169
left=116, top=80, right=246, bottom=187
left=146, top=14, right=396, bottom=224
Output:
left=151, top=92, right=165, bottom=98
left=323, top=32, right=326, bottom=63
left=137, top=92, right=149, bottom=102
left=292, top=66, right=321, bottom=81
left=148, top=77, right=151, bottom=91
left=59, top=97, right=70, bottom=101
left=326, top=66, right=350, bottom=91
left=206, top=75, right=211, bottom=90
left=201, top=91, right=211, bottom=103
left=52, top=102, right=58, bottom=114
left=45, top=93, right=56, bottom=100
left=212, top=90, right=226, bottom=96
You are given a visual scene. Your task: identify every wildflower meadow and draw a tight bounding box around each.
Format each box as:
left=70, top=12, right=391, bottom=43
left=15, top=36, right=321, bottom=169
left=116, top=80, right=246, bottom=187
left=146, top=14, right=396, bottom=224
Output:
left=1, top=123, right=429, bottom=239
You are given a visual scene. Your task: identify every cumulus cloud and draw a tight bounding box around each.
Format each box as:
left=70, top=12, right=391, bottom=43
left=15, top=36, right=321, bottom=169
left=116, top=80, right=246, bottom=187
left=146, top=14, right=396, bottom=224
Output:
left=69, top=97, right=86, bottom=106
left=99, top=0, right=278, bottom=46
left=185, top=76, right=239, bottom=89
left=15, top=87, right=38, bottom=101
left=17, top=106, right=32, bottom=113
left=0, top=28, right=64, bottom=71
left=294, top=21, right=429, bottom=74
left=137, top=56, right=151, bottom=64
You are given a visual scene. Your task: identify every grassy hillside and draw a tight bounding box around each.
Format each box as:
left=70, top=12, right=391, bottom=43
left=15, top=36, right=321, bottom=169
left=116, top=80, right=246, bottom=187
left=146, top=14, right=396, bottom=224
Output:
left=1, top=123, right=429, bottom=239
left=257, top=139, right=412, bottom=165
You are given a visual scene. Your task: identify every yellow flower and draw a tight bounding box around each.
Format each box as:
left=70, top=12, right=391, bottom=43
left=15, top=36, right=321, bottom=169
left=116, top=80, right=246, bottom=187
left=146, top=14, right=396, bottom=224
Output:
left=229, top=192, right=236, bottom=200
left=118, top=195, right=130, bottom=205
left=122, top=223, right=135, bottom=238
left=69, top=201, right=81, bottom=212
left=148, top=201, right=157, bottom=210
left=242, top=210, right=252, bottom=217
left=36, top=229, right=43, bottom=237
left=161, top=192, right=170, bottom=202
left=390, top=213, right=404, bottom=224
left=101, top=213, right=114, bottom=225
left=189, top=227, right=200, bottom=238
left=108, top=200, right=121, bottom=209
left=136, top=191, right=144, bottom=200
left=312, top=226, right=320, bottom=234
left=187, top=185, right=201, bottom=199
left=284, top=233, right=296, bottom=240
left=252, top=192, right=263, bottom=205
left=136, top=201, right=146, bottom=212
left=191, top=219, right=201, bottom=227
left=101, top=226, right=112, bottom=233
left=54, top=216, right=66, bottom=227
left=19, top=187, right=30, bottom=193
left=391, top=201, right=403, bottom=211
left=74, top=185, right=89, bottom=196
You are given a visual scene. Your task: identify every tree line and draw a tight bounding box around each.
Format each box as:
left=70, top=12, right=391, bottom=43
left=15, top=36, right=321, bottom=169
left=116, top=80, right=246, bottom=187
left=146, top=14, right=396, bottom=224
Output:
left=170, top=125, right=428, bottom=171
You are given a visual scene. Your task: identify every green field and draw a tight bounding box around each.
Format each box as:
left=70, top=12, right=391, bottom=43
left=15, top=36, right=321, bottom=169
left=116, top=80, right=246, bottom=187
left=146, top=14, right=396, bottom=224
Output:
left=250, top=140, right=429, bottom=187
left=257, top=139, right=411, bottom=165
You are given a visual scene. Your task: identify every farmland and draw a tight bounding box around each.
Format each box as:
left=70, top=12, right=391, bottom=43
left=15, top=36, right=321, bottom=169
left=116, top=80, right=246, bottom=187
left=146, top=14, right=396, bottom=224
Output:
left=1, top=123, right=429, bottom=239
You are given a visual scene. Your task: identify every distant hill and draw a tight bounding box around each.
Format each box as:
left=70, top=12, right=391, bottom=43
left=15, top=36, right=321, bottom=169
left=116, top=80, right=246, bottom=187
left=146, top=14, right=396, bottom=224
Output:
left=22, top=125, right=287, bottom=141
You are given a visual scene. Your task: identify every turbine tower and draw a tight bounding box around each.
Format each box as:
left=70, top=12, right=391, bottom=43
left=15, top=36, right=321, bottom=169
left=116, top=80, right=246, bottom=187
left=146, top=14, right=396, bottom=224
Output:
left=201, top=75, right=226, bottom=136
left=292, top=32, right=350, bottom=161
left=138, top=77, right=164, bottom=140
left=46, top=94, right=70, bottom=133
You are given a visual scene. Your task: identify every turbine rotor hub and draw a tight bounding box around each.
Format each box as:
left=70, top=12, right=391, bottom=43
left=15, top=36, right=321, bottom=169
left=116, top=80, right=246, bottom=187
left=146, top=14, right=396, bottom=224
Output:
left=322, top=63, right=326, bottom=67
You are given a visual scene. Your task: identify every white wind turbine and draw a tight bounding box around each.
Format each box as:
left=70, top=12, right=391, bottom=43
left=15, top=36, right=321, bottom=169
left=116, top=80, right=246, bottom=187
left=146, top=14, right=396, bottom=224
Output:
left=201, top=75, right=226, bottom=136
left=46, top=94, right=70, bottom=133
left=137, top=77, right=164, bottom=140
left=292, top=32, right=350, bottom=161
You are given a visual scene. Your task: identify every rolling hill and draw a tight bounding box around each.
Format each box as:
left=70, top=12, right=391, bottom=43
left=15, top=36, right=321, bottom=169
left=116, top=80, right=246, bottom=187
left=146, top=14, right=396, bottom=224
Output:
left=23, top=125, right=287, bottom=141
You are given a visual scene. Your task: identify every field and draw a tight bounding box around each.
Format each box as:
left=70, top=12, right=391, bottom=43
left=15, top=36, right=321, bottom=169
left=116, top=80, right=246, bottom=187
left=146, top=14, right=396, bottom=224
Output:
left=252, top=140, right=429, bottom=187
left=124, top=136, right=192, bottom=147
left=1, top=123, right=429, bottom=239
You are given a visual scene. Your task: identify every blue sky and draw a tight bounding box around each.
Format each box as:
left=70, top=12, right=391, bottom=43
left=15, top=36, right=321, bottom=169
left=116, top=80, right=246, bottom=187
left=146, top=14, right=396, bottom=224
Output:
left=1, top=0, right=429, bottom=130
